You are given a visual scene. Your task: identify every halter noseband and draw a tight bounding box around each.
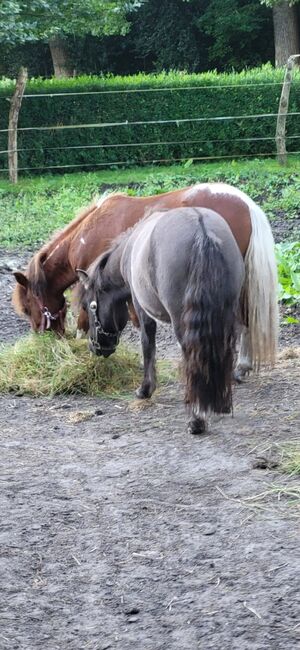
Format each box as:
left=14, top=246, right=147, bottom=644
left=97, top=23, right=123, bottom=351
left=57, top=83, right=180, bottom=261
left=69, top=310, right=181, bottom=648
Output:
left=36, top=297, right=67, bottom=333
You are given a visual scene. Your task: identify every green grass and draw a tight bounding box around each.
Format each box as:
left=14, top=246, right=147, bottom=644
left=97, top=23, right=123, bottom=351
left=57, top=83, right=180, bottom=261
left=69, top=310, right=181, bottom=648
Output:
left=1, top=156, right=300, bottom=249
left=0, top=332, right=176, bottom=398
left=276, top=241, right=300, bottom=309
left=281, top=443, right=300, bottom=477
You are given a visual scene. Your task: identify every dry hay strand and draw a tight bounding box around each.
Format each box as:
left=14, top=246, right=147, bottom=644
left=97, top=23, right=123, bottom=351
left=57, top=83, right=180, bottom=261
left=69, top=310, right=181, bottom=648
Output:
left=278, top=346, right=300, bottom=361
left=216, top=482, right=300, bottom=517
left=128, top=398, right=155, bottom=412
left=0, top=332, right=143, bottom=397
left=67, top=410, right=95, bottom=424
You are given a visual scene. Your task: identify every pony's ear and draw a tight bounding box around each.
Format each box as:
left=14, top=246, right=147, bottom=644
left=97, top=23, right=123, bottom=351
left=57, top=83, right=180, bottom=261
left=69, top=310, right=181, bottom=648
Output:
left=38, top=252, right=47, bottom=266
left=76, top=268, right=89, bottom=290
left=99, top=251, right=110, bottom=271
left=13, top=271, right=29, bottom=289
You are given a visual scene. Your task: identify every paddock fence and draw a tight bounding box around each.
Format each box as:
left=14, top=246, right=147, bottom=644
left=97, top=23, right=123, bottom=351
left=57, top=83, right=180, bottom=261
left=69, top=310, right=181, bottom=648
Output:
left=1, top=66, right=300, bottom=179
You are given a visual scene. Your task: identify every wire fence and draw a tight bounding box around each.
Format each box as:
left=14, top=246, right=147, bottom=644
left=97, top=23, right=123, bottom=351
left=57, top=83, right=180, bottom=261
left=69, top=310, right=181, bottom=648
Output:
left=16, top=80, right=300, bottom=98
left=1, top=78, right=299, bottom=176
left=1, top=110, right=300, bottom=134
left=1, top=151, right=300, bottom=174
left=3, top=134, right=300, bottom=157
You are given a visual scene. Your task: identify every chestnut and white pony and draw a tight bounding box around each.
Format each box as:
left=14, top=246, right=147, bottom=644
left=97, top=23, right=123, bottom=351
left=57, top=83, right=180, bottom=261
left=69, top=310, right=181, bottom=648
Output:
left=13, top=182, right=278, bottom=374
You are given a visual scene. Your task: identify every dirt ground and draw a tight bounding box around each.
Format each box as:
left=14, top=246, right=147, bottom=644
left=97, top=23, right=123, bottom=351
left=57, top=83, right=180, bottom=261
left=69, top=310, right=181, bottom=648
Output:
left=0, top=249, right=299, bottom=650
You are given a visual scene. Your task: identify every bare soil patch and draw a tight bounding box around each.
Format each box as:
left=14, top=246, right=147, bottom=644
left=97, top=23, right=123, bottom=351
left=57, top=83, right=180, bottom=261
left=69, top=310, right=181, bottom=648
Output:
left=0, top=250, right=299, bottom=650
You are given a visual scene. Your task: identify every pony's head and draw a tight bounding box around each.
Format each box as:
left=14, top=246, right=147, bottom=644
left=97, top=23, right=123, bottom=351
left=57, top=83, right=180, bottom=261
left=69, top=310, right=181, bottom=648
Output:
left=77, top=252, right=130, bottom=357
left=12, top=253, right=67, bottom=334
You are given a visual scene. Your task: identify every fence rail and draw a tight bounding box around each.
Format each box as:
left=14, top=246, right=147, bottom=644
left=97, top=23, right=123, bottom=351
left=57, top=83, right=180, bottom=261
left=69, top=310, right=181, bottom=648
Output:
left=1, top=150, right=300, bottom=174
left=10, top=80, right=299, bottom=98
left=1, top=134, right=300, bottom=157
left=1, top=110, right=300, bottom=134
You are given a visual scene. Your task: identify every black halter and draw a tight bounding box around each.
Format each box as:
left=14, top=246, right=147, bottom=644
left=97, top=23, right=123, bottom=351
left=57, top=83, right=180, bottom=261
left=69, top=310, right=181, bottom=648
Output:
left=89, top=302, right=120, bottom=353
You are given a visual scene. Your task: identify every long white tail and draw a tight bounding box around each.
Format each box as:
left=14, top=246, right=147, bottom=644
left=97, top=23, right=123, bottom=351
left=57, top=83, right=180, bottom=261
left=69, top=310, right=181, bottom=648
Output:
left=244, top=199, right=279, bottom=370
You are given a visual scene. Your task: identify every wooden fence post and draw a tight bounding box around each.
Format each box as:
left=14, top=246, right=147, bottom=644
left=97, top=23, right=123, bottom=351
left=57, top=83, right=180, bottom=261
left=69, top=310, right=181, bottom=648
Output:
left=8, top=66, right=28, bottom=183
left=276, top=54, right=300, bottom=166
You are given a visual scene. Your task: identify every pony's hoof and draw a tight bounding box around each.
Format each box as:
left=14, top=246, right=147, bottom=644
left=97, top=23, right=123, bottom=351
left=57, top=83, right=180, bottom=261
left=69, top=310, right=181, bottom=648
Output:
left=234, top=363, right=252, bottom=383
left=233, top=369, right=244, bottom=384
left=220, top=404, right=231, bottom=414
left=188, top=418, right=207, bottom=435
left=136, top=386, right=151, bottom=399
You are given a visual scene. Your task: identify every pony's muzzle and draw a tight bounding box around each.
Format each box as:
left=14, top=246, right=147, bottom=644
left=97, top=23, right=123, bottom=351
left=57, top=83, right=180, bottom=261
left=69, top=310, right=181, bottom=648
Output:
left=102, top=349, right=114, bottom=358
left=88, top=338, right=115, bottom=358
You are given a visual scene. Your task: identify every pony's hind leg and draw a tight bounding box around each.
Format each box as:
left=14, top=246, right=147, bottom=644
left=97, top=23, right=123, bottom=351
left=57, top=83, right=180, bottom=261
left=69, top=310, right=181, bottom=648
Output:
left=135, top=308, right=157, bottom=399
left=173, top=323, right=208, bottom=434
left=235, top=327, right=253, bottom=382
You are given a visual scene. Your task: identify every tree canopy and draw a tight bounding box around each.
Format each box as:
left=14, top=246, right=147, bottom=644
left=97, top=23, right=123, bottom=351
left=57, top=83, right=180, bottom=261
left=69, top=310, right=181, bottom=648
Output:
left=0, top=0, right=143, bottom=44
left=260, top=0, right=299, bottom=5
left=0, top=0, right=298, bottom=77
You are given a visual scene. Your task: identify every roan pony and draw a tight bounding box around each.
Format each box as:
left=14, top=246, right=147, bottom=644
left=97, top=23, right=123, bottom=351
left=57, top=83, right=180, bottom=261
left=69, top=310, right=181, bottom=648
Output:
left=77, top=207, right=245, bottom=434
left=12, top=183, right=278, bottom=374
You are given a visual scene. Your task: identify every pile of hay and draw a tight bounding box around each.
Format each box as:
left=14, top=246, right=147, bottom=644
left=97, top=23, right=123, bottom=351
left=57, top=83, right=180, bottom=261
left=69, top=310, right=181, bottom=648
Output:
left=0, top=333, right=143, bottom=397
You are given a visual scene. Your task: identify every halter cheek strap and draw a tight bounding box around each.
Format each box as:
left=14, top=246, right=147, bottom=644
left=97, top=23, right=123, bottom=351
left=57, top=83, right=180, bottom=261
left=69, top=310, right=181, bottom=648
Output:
left=90, top=312, right=120, bottom=350
left=36, top=298, right=67, bottom=333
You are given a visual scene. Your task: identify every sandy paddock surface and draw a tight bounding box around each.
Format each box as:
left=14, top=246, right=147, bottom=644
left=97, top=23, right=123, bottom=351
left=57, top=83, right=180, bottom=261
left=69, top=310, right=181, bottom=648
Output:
left=0, top=250, right=299, bottom=650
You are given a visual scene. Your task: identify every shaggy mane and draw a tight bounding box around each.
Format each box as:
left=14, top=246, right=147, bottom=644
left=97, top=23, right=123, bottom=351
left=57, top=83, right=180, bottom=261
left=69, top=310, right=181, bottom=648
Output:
left=16, top=194, right=125, bottom=294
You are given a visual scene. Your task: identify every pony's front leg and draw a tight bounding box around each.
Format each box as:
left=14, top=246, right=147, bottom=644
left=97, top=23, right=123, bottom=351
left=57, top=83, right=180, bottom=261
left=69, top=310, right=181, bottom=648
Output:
left=135, top=311, right=157, bottom=399
left=75, top=307, right=89, bottom=339
left=234, top=327, right=253, bottom=382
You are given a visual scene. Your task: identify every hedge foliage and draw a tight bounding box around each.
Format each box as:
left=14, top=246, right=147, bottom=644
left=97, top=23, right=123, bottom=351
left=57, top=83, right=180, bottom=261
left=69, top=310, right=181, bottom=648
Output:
left=1, top=65, right=300, bottom=175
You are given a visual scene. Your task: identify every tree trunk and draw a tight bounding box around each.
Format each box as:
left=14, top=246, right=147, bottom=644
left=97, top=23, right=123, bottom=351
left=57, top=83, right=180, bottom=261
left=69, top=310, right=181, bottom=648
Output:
left=273, top=2, right=300, bottom=67
left=48, top=36, right=74, bottom=77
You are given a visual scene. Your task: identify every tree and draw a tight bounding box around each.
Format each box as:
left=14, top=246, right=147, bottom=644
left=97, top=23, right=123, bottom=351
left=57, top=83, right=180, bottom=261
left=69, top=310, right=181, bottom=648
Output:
left=127, top=0, right=211, bottom=73
left=260, top=1, right=300, bottom=66
left=178, top=0, right=272, bottom=70
left=195, top=0, right=272, bottom=70
left=0, top=0, right=143, bottom=77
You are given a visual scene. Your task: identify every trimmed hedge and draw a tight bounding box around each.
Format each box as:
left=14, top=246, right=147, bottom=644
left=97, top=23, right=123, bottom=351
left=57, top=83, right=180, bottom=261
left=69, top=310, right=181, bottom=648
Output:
left=1, top=65, right=300, bottom=175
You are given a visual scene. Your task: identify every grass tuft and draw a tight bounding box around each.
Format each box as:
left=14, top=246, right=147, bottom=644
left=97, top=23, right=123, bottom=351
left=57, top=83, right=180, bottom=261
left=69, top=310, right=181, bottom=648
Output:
left=281, top=443, right=300, bottom=477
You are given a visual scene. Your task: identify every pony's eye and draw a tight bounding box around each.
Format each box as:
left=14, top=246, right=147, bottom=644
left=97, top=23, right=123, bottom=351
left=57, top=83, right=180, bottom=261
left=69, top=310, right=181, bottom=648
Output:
left=90, top=301, right=97, bottom=312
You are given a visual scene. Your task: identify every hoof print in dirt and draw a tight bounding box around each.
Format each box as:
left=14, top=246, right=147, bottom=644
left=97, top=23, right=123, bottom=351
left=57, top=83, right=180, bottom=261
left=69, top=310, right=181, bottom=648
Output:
left=125, top=607, right=140, bottom=616
left=202, top=525, right=217, bottom=536
left=94, top=408, right=104, bottom=416
left=252, top=456, right=279, bottom=470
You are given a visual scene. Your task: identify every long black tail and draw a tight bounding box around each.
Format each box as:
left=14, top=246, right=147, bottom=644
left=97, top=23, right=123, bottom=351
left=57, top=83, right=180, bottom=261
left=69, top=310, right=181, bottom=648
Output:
left=182, top=217, right=238, bottom=414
